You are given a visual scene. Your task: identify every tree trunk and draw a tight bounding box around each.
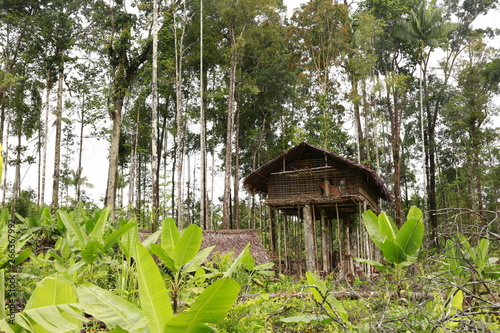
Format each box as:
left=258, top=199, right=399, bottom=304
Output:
left=76, top=93, right=86, bottom=203
left=222, top=26, right=237, bottom=230
left=136, top=152, right=142, bottom=223
left=362, top=79, right=371, bottom=167
left=151, top=0, right=159, bottom=230
left=51, top=62, right=64, bottom=210
left=387, top=84, right=403, bottom=226
left=233, top=94, right=241, bottom=229
left=1, top=100, right=11, bottom=206
left=12, top=126, right=22, bottom=213
left=352, top=75, right=364, bottom=163
left=105, top=95, right=123, bottom=219
left=174, top=6, right=186, bottom=228
left=200, top=0, right=207, bottom=229
left=128, top=106, right=140, bottom=211
left=40, top=68, right=52, bottom=206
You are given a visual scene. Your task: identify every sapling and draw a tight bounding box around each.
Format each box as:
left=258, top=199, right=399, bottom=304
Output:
left=356, top=206, right=424, bottom=281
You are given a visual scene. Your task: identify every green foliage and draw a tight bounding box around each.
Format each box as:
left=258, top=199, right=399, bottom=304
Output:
left=0, top=208, right=34, bottom=270
left=150, top=217, right=214, bottom=312
left=0, top=269, right=4, bottom=321
left=78, top=282, right=148, bottom=332
left=280, top=271, right=349, bottom=329
left=443, top=234, right=500, bottom=281
left=0, top=277, right=84, bottom=333
left=357, top=206, right=424, bottom=279
left=57, top=206, right=136, bottom=268
left=135, top=242, right=172, bottom=331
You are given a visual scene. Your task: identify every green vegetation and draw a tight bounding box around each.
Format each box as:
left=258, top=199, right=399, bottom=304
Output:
left=1, top=206, right=499, bottom=332
left=356, top=207, right=424, bottom=280
left=1, top=0, right=500, bottom=331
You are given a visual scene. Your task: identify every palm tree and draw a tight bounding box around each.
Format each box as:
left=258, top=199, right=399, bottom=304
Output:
left=66, top=168, right=94, bottom=203
left=394, top=0, right=458, bottom=246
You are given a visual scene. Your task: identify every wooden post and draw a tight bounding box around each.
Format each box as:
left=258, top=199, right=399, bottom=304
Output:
left=297, top=206, right=303, bottom=276
left=268, top=207, right=276, bottom=257
left=321, top=212, right=329, bottom=271
left=303, top=204, right=316, bottom=272
left=284, top=214, right=289, bottom=274
left=278, top=211, right=282, bottom=275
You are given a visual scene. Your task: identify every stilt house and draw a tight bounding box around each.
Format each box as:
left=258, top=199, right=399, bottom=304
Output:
left=243, top=142, right=391, bottom=275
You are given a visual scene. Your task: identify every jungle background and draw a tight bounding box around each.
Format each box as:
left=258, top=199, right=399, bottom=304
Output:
left=1, top=0, right=500, bottom=331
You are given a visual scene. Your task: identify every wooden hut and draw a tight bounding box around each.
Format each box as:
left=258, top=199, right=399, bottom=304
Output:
left=243, top=142, right=391, bottom=275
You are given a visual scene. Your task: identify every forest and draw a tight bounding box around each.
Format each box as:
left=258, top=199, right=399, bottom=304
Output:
left=1, top=0, right=500, bottom=332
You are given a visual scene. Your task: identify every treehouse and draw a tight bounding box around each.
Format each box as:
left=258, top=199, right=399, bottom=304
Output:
left=243, top=142, right=392, bottom=275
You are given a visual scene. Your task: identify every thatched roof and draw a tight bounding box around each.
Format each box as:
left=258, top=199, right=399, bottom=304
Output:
left=201, top=229, right=271, bottom=265
left=138, top=228, right=272, bottom=266
left=243, top=141, right=392, bottom=202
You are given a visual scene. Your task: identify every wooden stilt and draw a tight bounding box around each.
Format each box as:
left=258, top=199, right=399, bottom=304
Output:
left=297, top=207, right=303, bottom=277
left=336, top=203, right=341, bottom=272
left=321, top=212, right=329, bottom=271
left=268, top=207, right=275, bottom=257
left=304, top=204, right=316, bottom=272
left=284, top=214, right=289, bottom=274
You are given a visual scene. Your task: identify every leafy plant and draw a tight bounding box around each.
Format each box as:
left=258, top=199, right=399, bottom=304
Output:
left=222, top=243, right=274, bottom=292
left=57, top=206, right=136, bottom=278
left=0, top=208, right=33, bottom=270
left=0, top=277, right=85, bottom=333
left=15, top=206, right=63, bottom=247
left=280, top=271, right=349, bottom=329
left=444, top=234, right=500, bottom=282
left=356, top=206, right=424, bottom=280
left=0, top=241, right=241, bottom=333
left=150, top=217, right=214, bottom=313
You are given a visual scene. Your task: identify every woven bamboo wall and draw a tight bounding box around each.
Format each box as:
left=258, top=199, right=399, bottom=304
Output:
left=267, top=160, right=361, bottom=200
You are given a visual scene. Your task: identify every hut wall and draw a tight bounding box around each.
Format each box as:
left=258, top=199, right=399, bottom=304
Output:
left=267, top=163, right=362, bottom=201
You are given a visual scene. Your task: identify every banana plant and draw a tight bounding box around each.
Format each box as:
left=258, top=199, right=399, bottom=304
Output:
left=14, top=206, right=63, bottom=246
left=57, top=207, right=136, bottom=278
left=0, top=243, right=241, bottom=333
left=0, top=208, right=33, bottom=269
left=222, top=243, right=274, bottom=291
left=75, top=242, right=240, bottom=332
left=149, top=218, right=214, bottom=313
left=0, top=277, right=85, bottom=333
left=356, top=206, right=424, bottom=280
left=444, top=234, right=500, bottom=281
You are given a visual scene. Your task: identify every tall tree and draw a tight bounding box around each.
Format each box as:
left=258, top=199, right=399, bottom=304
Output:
left=173, top=0, right=190, bottom=227
left=289, top=0, right=351, bottom=149
left=151, top=0, right=160, bottom=229
left=444, top=36, right=500, bottom=214
left=348, top=12, right=385, bottom=164
left=93, top=0, right=155, bottom=218
left=359, top=0, right=420, bottom=224
left=393, top=0, right=458, bottom=244
left=215, top=0, right=282, bottom=229
left=199, top=0, right=208, bottom=229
